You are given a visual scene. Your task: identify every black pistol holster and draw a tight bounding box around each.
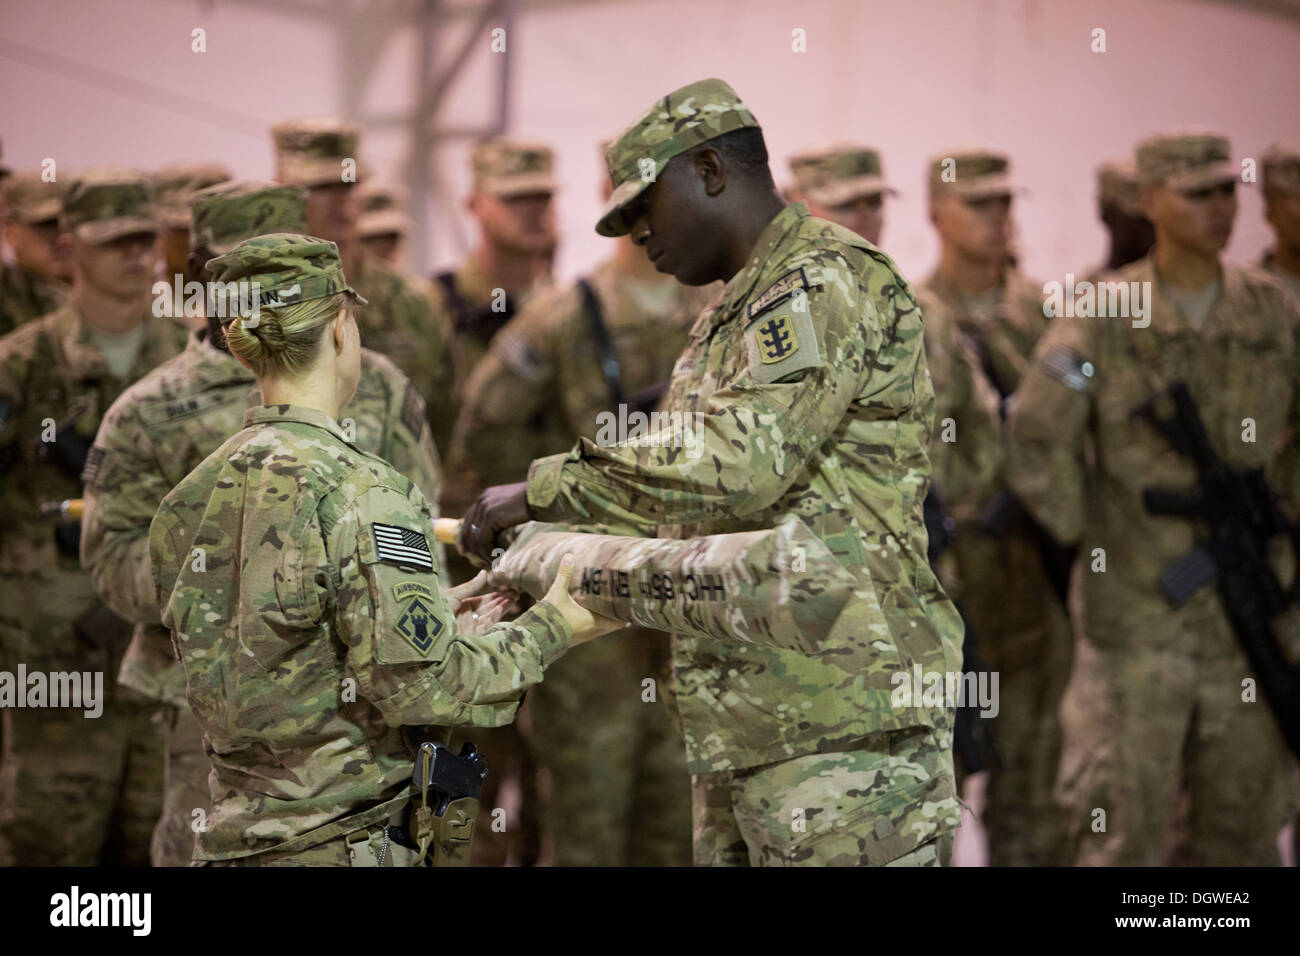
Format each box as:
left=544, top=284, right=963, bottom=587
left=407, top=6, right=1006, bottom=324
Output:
left=407, top=741, right=488, bottom=866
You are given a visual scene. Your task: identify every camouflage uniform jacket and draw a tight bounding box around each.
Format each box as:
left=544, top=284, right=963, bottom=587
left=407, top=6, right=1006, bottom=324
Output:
left=0, top=261, right=67, bottom=337
left=447, top=258, right=709, bottom=510
left=526, top=202, right=962, bottom=773
left=81, top=330, right=448, bottom=707
left=1007, top=255, right=1300, bottom=648
left=0, top=299, right=185, bottom=670
left=149, top=403, right=572, bottom=859
left=350, top=250, right=456, bottom=459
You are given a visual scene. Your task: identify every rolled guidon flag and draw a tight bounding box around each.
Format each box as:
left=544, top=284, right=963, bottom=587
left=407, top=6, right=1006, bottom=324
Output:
left=438, top=518, right=854, bottom=652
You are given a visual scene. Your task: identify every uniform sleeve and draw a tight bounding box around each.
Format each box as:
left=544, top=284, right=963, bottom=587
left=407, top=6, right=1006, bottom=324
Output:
left=377, top=380, right=451, bottom=588
left=525, top=259, right=871, bottom=529
left=920, top=290, right=1003, bottom=516
left=1005, top=313, right=1094, bottom=545
left=447, top=303, right=557, bottom=505
left=81, top=400, right=168, bottom=624
left=417, top=286, right=458, bottom=460
left=330, top=483, right=574, bottom=728
left=1272, top=288, right=1300, bottom=514
left=148, top=497, right=188, bottom=627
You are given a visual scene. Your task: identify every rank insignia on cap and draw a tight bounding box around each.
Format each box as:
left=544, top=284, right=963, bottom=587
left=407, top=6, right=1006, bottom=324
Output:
left=395, top=596, right=442, bottom=654
left=747, top=268, right=808, bottom=320
left=372, top=522, right=434, bottom=570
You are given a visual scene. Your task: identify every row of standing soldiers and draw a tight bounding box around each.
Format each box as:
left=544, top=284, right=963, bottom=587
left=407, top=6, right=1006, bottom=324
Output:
left=0, top=118, right=1297, bottom=865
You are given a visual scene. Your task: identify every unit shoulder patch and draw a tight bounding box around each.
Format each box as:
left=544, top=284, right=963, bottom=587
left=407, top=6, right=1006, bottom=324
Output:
left=371, top=522, right=434, bottom=571
left=394, top=595, right=442, bottom=654
left=742, top=307, right=823, bottom=385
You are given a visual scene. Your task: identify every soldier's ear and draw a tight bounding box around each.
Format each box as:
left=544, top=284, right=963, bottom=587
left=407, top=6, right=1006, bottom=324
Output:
left=691, top=146, right=726, bottom=197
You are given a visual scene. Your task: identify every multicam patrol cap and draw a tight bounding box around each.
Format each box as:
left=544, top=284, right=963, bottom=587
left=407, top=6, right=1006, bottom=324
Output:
left=928, top=149, right=1021, bottom=200
left=1096, top=159, right=1142, bottom=216
left=205, top=233, right=367, bottom=320
left=190, top=180, right=308, bottom=256
left=272, top=118, right=361, bottom=188
left=356, top=180, right=412, bottom=238
left=789, top=144, right=896, bottom=206
left=59, top=166, right=159, bottom=243
left=472, top=138, right=556, bottom=198
left=1261, top=142, right=1300, bottom=197
left=596, top=77, right=760, bottom=237
left=3, top=171, right=64, bottom=224
left=153, top=162, right=232, bottom=230
left=1136, top=132, right=1236, bottom=192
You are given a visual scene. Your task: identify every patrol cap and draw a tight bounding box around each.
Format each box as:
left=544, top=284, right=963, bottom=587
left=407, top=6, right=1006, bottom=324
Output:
left=356, top=180, right=412, bottom=238
left=190, top=180, right=307, bottom=256
left=1136, top=132, right=1235, bottom=192
left=153, top=162, right=232, bottom=230
left=1096, top=159, right=1141, bottom=216
left=1261, top=142, right=1300, bottom=197
left=272, top=117, right=361, bottom=188
left=596, top=77, right=760, bottom=238
left=928, top=150, right=1021, bottom=200
left=789, top=144, right=896, bottom=206
left=60, top=166, right=159, bottom=243
left=206, top=233, right=367, bottom=322
left=472, top=138, right=556, bottom=198
left=4, top=171, right=64, bottom=224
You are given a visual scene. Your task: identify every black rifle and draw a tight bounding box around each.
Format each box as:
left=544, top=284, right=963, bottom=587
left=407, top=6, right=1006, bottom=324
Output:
left=925, top=488, right=1000, bottom=775
left=577, top=277, right=668, bottom=417
left=1136, top=381, right=1300, bottom=760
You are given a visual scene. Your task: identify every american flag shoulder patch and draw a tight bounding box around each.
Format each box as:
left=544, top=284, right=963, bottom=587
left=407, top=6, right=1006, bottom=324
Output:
left=371, top=522, right=434, bottom=571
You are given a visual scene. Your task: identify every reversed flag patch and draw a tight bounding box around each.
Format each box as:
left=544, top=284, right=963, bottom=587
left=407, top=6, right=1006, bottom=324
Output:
left=372, top=522, right=434, bottom=571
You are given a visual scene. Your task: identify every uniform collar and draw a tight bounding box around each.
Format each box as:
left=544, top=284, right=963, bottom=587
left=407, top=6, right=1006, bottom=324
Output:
left=718, top=201, right=810, bottom=319
left=243, top=403, right=356, bottom=446
left=1126, top=253, right=1236, bottom=337
left=48, top=298, right=172, bottom=382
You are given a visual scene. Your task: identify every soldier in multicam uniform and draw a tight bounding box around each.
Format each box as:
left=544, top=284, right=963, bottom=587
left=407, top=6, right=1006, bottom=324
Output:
left=357, top=180, right=413, bottom=267
left=0, top=167, right=187, bottom=865
left=786, top=144, right=897, bottom=247
left=462, top=78, right=963, bottom=867
left=1007, top=132, right=1300, bottom=865
left=148, top=233, right=619, bottom=866
left=272, top=118, right=455, bottom=458
left=448, top=154, right=713, bottom=865
left=80, top=180, right=450, bottom=866
left=151, top=162, right=231, bottom=329
left=1086, top=159, right=1154, bottom=281
left=1261, top=143, right=1300, bottom=302
left=913, top=149, right=1073, bottom=866
left=1, top=171, right=69, bottom=336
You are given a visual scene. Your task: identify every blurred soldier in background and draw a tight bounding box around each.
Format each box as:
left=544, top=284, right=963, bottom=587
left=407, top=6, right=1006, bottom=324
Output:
left=80, top=179, right=447, bottom=865
left=0, top=167, right=187, bottom=865
left=448, top=151, right=708, bottom=865
left=1, top=171, right=69, bottom=336
left=1261, top=143, right=1300, bottom=302
left=916, top=150, right=1073, bottom=866
left=272, top=118, right=454, bottom=458
left=1088, top=159, right=1154, bottom=280
left=787, top=144, right=896, bottom=246
left=152, top=162, right=231, bottom=329
left=357, top=180, right=413, bottom=267
left=1009, top=132, right=1300, bottom=865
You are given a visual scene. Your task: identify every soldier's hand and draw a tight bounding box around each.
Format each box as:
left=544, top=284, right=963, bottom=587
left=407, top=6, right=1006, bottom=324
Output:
left=541, top=554, right=623, bottom=647
left=460, top=481, right=531, bottom=564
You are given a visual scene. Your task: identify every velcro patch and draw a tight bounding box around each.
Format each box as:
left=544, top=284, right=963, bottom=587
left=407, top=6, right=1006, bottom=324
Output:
left=401, top=383, right=427, bottom=438
left=81, top=446, right=106, bottom=486
left=372, top=522, right=434, bottom=571
left=1041, top=346, right=1095, bottom=392
left=747, top=268, right=808, bottom=320
left=395, top=596, right=442, bottom=654
left=742, top=308, right=823, bottom=385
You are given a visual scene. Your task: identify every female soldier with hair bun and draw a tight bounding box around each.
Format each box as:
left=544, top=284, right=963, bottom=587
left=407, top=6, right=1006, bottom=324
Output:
left=149, top=233, right=620, bottom=867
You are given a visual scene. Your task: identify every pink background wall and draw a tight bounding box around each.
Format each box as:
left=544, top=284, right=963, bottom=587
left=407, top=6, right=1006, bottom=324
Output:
left=3, top=0, right=1299, bottom=286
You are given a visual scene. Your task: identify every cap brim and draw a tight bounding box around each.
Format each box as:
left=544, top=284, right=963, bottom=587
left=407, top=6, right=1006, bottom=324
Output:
left=160, top=206, right=192, bottom=230
left=595, top=171, right=659, bottom=238
left=1168, top=162, right=1237, bottom=193
left=14, top=200, right=62, bottom=224
left=946, top=175, right=1023, bottom=199
left=807, top=175, right=897, bottom=207
left=357, top=209, right=412, bottom=237
left=481, top=173, right=557, bottom=198
left=278, top=157, right=362, bottom=188
left=75, top=216, right=160, bottom=244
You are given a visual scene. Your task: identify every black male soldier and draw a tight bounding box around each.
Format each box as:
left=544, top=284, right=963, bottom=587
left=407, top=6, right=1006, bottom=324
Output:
left=461, top=78, right=962, bottom=866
